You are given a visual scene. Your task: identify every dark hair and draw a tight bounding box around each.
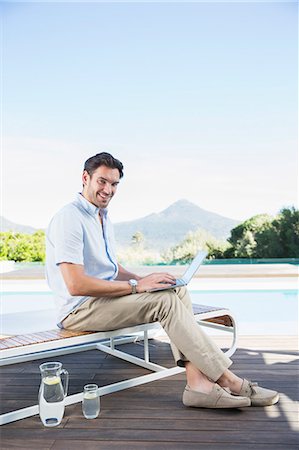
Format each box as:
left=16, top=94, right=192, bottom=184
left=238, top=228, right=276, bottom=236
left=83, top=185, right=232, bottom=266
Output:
left=84, top=152, right=124, bottom=178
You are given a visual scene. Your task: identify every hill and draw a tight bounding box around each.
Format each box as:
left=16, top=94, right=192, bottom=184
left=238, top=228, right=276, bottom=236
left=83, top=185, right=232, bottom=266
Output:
left=0, top=200, right=240, bottom=251
left=114, top=199, right=239, bottom=250
left=0, top=217, right=37, bottom=234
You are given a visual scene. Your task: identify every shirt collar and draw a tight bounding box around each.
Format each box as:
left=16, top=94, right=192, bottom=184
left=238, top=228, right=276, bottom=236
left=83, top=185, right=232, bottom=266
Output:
left=74, top=193, right=108, bottom=218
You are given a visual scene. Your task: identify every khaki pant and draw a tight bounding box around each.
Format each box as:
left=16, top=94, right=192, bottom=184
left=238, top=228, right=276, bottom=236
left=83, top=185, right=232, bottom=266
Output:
left=62, top=286, right=232, bottom=381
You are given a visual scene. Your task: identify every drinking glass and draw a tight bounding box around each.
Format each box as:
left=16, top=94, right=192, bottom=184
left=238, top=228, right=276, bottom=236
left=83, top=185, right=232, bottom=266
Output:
left=82, top=384, right=100, bottom=419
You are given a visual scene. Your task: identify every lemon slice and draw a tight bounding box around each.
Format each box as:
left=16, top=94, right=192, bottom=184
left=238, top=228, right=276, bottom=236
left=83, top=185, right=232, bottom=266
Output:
left=84, top=391, right=98, bottom=399
left=43, top=376, right=61, bottom=385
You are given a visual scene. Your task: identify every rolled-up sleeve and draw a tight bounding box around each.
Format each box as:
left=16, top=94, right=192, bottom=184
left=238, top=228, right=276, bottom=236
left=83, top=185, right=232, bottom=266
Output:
left=50, top=209, right=84, bottom=266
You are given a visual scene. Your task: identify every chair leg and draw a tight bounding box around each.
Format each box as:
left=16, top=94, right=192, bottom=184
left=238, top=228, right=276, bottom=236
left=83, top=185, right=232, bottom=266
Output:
left=110, top=337, right=115, bottom=350
left=225, top=314, right=238, bottom=357
left=144, top=330, right=149, bottom=363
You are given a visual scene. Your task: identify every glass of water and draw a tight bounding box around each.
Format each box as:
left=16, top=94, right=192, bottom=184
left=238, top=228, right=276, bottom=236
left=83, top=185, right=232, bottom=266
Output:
left=82, top=384, right=100, bottom=419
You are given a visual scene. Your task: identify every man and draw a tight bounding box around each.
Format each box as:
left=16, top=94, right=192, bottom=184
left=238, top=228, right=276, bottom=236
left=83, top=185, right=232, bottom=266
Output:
left=46, top=152, right=279, bottom=409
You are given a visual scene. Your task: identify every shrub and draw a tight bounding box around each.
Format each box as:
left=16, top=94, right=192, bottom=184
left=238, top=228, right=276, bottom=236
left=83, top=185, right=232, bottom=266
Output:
left=0, top=231, right=45, bottom=262
left=163, top=228, right=227, bottom=264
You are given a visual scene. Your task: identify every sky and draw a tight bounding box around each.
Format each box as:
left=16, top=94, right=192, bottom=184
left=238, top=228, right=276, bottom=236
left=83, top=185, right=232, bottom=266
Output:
left=1, top=0, right=298, bottom=229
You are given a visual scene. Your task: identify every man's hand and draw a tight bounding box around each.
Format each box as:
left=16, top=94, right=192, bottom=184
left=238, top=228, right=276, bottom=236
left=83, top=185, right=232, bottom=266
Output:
left=137, top=273, right=176, bottom=293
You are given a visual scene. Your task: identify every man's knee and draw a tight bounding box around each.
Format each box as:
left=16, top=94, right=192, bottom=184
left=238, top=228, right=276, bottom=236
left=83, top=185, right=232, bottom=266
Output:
left=147, top=291, right=181, bottom=320
left=174, top=286, right=192, bottom=307
left=146, top=290, right=173, bottom=307
left=175, top=285, right=188, bottom=296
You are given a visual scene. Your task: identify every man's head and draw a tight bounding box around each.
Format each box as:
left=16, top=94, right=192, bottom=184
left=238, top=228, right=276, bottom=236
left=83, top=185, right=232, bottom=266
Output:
left=82, top=152, right=124, bottom=209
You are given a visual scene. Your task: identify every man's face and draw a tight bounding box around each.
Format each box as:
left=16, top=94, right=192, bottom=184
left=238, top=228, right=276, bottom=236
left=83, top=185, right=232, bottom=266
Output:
left=82, top=165, right=120, bottom=209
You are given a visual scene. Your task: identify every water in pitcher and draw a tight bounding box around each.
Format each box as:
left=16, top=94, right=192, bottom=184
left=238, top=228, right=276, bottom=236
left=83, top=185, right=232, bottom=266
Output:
left=38, top=362, right=69, bottom=427
left=39, top=375, right=65, bottom=426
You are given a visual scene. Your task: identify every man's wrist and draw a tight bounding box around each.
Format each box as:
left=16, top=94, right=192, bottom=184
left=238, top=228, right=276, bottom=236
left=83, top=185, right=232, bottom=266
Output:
left=128, top=279, right=138, bottom=294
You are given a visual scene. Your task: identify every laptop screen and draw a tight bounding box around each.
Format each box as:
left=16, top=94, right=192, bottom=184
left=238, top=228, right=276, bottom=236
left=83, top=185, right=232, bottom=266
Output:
left=181, top=250, right=207, bottom=283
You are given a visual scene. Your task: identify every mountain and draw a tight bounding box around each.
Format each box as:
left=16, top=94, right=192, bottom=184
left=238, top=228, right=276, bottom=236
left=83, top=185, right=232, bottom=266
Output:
left=0, top=216, right=37, bottom=234
left=114, top=199, right=240, bottom=250
left=0, top=200, right=240, bottom=250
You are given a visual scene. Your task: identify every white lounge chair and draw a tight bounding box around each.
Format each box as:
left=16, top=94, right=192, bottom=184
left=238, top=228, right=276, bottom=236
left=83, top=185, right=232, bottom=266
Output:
left=0, top=303, right=237, bottom=425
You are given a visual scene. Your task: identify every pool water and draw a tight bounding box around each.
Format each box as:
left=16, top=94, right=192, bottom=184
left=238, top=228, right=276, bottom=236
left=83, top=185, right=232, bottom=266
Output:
left=191, top=289, right=297, bottom=335
left=1, top=287, right=297, bottom=336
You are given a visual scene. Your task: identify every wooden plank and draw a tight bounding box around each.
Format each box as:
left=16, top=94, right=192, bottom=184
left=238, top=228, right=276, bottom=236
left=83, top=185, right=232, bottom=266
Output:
left=0, top=335, right=298, bottom=449
left=0, top=428, right=298, bottom=445
left=0, top=337, right=29, bottom=348
left=60, top=417, right=299, bottom=431
left=4, top=405, right=299, bottom=425
left=50, top=442, right=299, bottom=450
left=6, top=335, right=39, bottom=345
left=0, top=439, right=55, bottom=449
left=203, top=315, right=233, bottom=326
left=0, top=329, right=95, bottom=350
left=192, top=304, right=226, bottom=313
left=0, top=341, right=13, bottom=349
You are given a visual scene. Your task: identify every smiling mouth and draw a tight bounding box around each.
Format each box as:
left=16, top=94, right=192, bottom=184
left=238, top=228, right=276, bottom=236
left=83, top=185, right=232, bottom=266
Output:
left=97, top=193, right=111, bottom=201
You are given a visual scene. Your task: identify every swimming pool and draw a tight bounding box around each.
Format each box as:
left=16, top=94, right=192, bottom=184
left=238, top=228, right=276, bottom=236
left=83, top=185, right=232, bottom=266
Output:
left=191, top=289, right=297, bottom=335
left=1, top=277, right=298, bottom=336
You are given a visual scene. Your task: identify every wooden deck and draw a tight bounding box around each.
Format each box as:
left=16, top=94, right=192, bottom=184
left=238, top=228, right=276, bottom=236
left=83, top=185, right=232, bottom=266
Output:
left=0, top=335, right=298, bottom=449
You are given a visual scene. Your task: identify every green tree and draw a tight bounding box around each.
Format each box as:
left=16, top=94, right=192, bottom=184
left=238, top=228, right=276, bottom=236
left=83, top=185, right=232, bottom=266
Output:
left=117, top=231, right=163, bottom=265
left=225, top=214, right=272, bottom=258
left=31, top=230, right=46, bottom=262
left=0, top=232, right=10, bottom=259
left=131, top=231, right=145, bottom=247
left=225, top=207, right=299, bottom=258
left=163, top=228, right=224, bottom=263
left=206, top=240, right=231, bottom=259
left=269, top=207, right=299, bottom=257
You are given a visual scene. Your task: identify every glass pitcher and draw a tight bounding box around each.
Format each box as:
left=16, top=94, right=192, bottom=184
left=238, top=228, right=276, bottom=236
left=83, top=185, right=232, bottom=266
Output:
left=38, top=361, right=69, bottom=427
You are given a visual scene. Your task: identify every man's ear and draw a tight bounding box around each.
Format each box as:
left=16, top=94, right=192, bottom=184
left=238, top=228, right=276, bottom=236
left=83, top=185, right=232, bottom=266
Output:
left=82, top=170, right=90, bottom=186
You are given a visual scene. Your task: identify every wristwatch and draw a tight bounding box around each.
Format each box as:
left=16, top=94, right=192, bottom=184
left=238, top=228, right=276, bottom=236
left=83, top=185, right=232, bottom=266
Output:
left=128, top=279, right=138, bottom=294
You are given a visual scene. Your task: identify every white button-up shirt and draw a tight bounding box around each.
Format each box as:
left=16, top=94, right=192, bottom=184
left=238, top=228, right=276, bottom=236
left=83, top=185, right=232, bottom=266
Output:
left=46, top=193, right=118, bottom=325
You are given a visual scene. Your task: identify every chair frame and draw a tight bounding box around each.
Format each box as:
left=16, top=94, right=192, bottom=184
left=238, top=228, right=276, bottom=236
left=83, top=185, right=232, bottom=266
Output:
left=0, top=305, right=237, bottom=426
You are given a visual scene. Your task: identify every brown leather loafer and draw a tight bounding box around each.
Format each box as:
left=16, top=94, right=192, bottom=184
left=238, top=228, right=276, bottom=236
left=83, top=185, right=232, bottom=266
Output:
left=182, top=384, right=251, bottom=409
left=238, top=379, right=279, bottom=406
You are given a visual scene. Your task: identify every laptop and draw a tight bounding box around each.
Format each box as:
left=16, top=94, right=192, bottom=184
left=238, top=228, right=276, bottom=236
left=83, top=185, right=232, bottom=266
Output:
left=148, top=250, right=207, bottom=292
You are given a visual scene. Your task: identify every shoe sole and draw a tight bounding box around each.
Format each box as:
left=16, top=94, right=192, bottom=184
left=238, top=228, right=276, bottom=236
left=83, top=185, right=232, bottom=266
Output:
left=183, top=399, right=251, bottom=409
left=184, top=404, right=250, bottom=409
left=251, top=393, right=280, bottom=407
